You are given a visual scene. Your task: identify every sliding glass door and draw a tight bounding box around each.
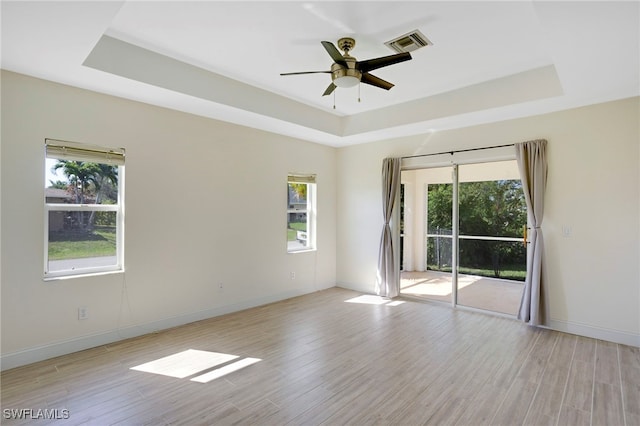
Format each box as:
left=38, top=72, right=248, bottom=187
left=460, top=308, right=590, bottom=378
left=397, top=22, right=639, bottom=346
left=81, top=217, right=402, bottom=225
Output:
left=400, top=166, right=455, bottom=304
left=456, top=162, right=526, bottom=315
left=400, top=160, right=526, bottom=315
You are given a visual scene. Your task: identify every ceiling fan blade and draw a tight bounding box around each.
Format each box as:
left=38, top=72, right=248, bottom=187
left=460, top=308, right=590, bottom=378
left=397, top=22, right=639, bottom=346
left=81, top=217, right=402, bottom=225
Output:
left=361, top=73, right=394, bottom=90
left=321, top=41, right=347, bottom=66
left=357, top=52, right=411, bottom=73
left=280, top=71, right=331, bottom=76
left=322, top=82, right=337, bottom=96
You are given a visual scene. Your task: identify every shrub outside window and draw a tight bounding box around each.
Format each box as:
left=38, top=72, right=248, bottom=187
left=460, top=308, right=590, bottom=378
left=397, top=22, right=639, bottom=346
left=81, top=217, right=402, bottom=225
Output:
left=287, top=174, right=316, bottom=252
left=44, top=139, right=125, bottom=278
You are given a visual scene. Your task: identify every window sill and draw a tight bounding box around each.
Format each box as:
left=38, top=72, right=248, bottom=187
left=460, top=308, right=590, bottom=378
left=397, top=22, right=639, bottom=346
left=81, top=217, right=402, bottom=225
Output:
left=43, top=269, right=124, bottom=282
left=287, top=248, right=317, bottom=255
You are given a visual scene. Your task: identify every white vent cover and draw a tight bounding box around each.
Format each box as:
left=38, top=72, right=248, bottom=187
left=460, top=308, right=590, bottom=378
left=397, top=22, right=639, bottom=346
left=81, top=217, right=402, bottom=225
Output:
left=385, top=30, right=432, bottom=53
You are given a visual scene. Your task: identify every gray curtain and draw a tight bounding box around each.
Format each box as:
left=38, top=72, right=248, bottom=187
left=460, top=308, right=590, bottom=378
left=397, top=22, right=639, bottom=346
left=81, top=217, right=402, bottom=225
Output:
left=515, top=139, right=548, bottom=325
left=376, top=157, right=401, bottom=298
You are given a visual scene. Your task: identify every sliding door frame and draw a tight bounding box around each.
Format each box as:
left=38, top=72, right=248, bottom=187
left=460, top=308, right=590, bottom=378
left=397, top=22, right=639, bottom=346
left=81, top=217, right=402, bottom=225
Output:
left=398, top=145, right=520, bottom=310
left=451, top=164, right=459, bottom=307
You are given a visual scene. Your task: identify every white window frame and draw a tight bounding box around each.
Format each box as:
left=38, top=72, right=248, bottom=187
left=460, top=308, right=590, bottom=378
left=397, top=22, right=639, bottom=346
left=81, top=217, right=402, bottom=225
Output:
left=287, top=174, right=317, bottom=253
left=44, top=139, right=125, bottom=279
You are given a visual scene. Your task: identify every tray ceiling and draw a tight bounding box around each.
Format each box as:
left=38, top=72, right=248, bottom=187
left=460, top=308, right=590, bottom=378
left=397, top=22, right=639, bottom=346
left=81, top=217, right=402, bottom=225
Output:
left=2, top=1, right=638, bottom=146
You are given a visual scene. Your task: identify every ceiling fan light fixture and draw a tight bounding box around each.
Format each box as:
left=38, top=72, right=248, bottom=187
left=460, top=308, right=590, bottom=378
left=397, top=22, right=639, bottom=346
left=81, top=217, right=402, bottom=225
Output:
left=334, top=75, right=360, bottom=88
left=331, top=65, right=362, bottom=88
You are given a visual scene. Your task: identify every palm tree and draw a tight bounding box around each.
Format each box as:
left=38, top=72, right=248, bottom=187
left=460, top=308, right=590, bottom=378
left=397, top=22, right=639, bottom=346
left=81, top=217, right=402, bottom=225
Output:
left=88, top=163, right=118, bottom=226
left=52, top=160, right=104, bottom=230
left=52, top=161, right=100, bottom=204
left=288, top=183, right=307, bottom=204
left=89, top=163, right=118, bottom=204
left=48, top=180, right=69, bottom=190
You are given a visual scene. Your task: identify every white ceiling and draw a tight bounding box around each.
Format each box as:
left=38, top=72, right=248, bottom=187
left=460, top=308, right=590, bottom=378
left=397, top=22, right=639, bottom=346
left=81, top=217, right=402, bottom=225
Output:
left=2, top=1, right=638, bottom=147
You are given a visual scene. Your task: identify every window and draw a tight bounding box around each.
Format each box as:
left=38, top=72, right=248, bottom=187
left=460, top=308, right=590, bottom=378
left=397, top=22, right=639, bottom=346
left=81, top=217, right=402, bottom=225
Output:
left=287, top=174, right=316, bottom=252
left=44, top=139, right=125, bottom=278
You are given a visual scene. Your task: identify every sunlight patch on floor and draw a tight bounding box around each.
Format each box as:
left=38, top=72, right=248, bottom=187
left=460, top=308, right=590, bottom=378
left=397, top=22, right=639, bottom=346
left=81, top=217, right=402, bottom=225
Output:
left=130, top=349, right=262, bottom=382
left=191, top=357, right=262, bottom=383
left=401, top=274, right=483, bottom=296
left=131, top=349, right=238, bottom=378
left=345, top=295, right=406, bottom=306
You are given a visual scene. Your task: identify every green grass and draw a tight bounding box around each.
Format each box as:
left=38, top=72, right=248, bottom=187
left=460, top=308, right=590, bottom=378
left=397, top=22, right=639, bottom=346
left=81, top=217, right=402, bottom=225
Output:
left=427, top=264, right=526, bottom=281
left=48, top=228, right=116, bottom=260
left=287, top=222, right=306, bottom=241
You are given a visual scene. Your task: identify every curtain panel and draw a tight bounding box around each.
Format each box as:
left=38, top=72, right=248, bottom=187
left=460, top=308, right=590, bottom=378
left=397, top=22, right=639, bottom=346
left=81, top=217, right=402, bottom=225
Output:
left=376, top=157, right=401, bottom=298
left=515, top=139, right=548, bottom=325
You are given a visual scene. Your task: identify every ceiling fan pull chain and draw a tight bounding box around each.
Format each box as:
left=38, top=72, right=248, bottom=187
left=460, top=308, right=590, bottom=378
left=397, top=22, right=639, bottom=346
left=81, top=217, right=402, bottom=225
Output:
left=358, top=83, right=361, bottom=103
left=333, top=90, right=336, bottom=109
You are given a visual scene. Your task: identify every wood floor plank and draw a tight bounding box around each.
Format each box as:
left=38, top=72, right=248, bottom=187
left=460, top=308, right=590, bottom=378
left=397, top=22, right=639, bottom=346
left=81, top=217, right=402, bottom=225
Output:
left=557, top=336, right=596, bottom=424
left=595, top=340, right=622, bottom=385
left=1, top=288, right=637, bottom=426
left=453, top=321, right=540, bottom=426
left=592, top=340, right=625, bottom=426
left=619, top=344, right=640, bottom=425
left=490, top=330, right=559, bottom=425
left=522, top=333, right=576, bottom=425
left=592, top=381, right=625, bottom=426
left=259, top=384, right=335, bottom=425
left=286, top=374, right=376, bottom=425
left=556, top=406, right=591, bottom=426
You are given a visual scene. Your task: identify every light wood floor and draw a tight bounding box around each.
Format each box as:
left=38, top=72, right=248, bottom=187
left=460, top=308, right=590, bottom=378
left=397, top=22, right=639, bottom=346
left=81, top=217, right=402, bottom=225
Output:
left=1, top=288, right=638, bottom=425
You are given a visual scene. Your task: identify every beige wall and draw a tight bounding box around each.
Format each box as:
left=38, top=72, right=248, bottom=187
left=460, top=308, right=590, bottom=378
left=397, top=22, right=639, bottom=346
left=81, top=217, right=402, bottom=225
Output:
left=1, top=69, right=638, bottom=369
left=337, top=97, right=640, bottom=346
left=1, top=71, right=337, bottom=368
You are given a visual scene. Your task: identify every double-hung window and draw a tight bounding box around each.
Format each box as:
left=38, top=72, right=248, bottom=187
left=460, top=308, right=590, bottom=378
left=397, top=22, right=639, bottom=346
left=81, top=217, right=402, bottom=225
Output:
left=44, top=139, right=125, bottom=278
left=287, top=174, right=316, bottom=252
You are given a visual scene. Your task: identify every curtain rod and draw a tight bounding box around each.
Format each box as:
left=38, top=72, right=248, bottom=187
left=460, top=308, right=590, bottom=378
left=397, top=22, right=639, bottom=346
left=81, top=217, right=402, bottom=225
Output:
left=401, top=143, right=515, bottom=160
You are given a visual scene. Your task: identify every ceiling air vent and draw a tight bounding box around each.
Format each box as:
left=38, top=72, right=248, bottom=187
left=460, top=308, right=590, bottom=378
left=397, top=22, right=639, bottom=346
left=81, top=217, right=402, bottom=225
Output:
left=385, top=30, right=432, bottom=53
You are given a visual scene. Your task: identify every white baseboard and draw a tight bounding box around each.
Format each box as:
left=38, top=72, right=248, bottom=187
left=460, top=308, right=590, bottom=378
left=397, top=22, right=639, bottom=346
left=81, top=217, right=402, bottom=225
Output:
left=547, top=318, right=640, bottom=347
left=4, top=288, right=636, bottom=371
left=338, top=283, right=639, bottom=348
left=336, top=281, right=375, bottom=294
left=0, top=288, right=314, bottom=371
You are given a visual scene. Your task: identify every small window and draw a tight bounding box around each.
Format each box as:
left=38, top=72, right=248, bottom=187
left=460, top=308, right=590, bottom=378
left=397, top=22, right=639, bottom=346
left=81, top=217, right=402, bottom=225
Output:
left=287, top=174, right=316, bottom=252
left=44, top=139, right=125, bottom=278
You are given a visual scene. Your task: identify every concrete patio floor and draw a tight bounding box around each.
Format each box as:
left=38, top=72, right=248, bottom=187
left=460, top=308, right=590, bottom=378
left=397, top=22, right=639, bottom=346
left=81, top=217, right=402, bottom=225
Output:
left=400, top=270, right=524, bottom=316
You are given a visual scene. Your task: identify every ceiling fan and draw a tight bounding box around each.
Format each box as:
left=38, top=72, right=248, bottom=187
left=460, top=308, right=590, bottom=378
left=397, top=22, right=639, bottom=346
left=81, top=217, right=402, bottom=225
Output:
left=280, top=37, right=412, bottom=97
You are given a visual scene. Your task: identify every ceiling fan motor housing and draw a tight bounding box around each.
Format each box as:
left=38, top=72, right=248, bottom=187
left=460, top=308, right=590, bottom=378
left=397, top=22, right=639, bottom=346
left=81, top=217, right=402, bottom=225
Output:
left=337, top=37, right=356, bottom=53
left=331, top=59, right=361, bottom=87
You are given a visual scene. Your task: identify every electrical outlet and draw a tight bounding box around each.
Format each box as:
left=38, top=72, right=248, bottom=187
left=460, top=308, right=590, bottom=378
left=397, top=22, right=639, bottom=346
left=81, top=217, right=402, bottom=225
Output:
left=290, top=272, right=295, bottom=280
left=78, top=307, right=88, bottom=320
